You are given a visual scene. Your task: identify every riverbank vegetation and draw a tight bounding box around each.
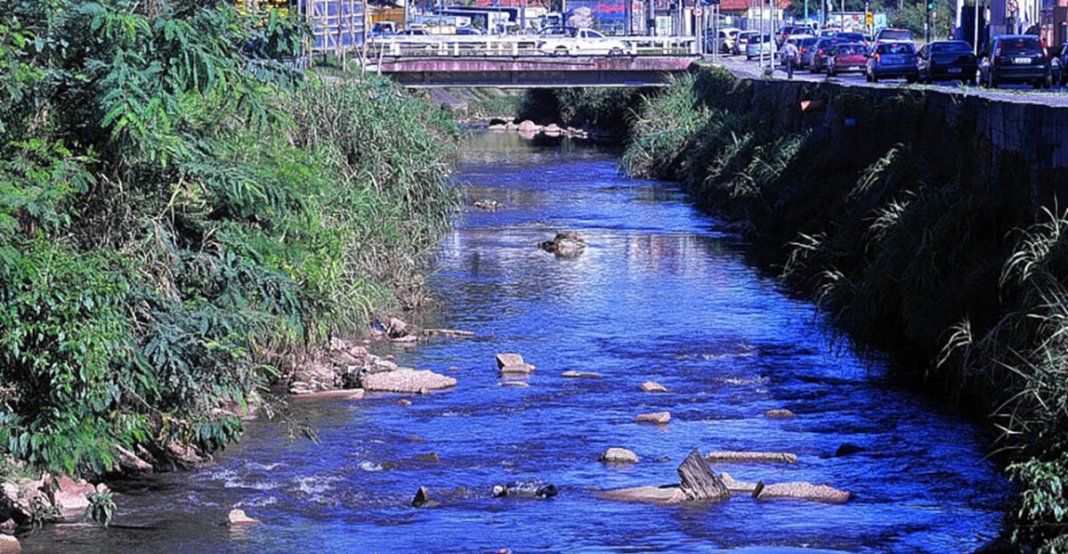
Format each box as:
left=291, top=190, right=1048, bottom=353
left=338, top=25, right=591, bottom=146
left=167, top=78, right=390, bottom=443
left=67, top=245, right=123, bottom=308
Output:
left=605, top=68, right=1067, bottom=551
left=0, top=0, right=456, bottom=487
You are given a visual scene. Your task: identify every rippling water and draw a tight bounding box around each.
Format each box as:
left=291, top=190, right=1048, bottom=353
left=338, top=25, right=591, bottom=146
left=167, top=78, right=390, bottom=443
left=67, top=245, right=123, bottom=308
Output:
left=24, top=131, right=1008, bottom=553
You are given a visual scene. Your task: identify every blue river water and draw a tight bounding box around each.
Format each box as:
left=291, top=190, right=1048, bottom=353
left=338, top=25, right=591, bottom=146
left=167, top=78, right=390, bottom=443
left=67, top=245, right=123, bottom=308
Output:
left=23, top=131, right=1008, bottom=553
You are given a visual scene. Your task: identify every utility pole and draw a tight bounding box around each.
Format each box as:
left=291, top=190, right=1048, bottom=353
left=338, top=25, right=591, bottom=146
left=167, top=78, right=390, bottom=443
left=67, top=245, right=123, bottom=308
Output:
left=973, top=0, right=980, bottom=55
left=925, top=0, right=933, bottom=42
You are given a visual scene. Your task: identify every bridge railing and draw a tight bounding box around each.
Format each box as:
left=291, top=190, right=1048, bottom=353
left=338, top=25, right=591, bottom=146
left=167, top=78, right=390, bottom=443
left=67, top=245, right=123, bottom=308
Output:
left=366, top=35, right=697, bottom=58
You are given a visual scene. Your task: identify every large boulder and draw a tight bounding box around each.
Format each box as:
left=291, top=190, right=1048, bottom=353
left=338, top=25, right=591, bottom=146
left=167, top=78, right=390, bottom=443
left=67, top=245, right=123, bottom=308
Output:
left=0, top=474, right=103, bottom=524
left=362, top=369, right=457, bottom=394
left=0, top=535, right=19, bottom=554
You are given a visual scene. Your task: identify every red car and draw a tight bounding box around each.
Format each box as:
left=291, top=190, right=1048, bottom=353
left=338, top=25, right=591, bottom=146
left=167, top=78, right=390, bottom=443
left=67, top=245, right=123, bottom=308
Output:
left=826, top=42, right=868, bottom=76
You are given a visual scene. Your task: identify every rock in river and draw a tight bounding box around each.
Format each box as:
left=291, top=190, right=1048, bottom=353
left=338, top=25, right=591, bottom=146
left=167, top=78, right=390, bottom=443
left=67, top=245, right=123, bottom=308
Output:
left=496, top=353, right=535, bottom=374
left=539, top=231, right=586, bottom=257
left=635, top=411, right=671, bottom=425
left=228, top=508, right=261, bottom=526
left=362, top=369, right=457, bottom=394
left=561, top=371, right=601, bottom=378
left=600, top=448, right=639, bottom=464
left=765, top=409, right=796, bottom=419
left=640, top=381, right=668, bottom=393
left=0, top=535, right=19, bottom=554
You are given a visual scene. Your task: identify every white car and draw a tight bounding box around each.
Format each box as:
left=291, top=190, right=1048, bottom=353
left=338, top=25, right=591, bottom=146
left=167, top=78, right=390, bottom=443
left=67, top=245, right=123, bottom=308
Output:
left=537, top=28, right=632, bottom=56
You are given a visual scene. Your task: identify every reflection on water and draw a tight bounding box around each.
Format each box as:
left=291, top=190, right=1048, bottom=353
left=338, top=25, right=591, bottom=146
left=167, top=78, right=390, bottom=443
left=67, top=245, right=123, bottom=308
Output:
left=23, top=131, right=1008, bottom=554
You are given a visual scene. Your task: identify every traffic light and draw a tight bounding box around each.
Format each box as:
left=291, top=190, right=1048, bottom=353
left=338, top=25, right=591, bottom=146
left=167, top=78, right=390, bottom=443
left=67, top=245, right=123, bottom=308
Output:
left=926, top=0, right=934, bottom=10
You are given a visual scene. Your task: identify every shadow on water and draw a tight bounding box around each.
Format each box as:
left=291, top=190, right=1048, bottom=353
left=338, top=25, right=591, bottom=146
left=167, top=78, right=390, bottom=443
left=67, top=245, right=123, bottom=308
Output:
left=22, top=130, right=1009, bottom=554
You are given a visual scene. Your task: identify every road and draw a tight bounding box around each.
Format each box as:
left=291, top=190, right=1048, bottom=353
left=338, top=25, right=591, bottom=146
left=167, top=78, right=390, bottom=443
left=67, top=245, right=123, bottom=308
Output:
left=704, top=55, right=1068, bottom=107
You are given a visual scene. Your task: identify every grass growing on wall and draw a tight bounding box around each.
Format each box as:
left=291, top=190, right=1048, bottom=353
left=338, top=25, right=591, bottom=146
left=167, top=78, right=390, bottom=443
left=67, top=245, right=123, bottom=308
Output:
left=615, top=66, right=1068, bottom=552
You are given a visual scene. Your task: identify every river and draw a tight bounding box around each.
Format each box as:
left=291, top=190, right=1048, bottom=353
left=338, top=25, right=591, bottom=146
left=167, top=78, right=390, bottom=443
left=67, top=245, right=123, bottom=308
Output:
left=23, top=131, right=1008, bottom=553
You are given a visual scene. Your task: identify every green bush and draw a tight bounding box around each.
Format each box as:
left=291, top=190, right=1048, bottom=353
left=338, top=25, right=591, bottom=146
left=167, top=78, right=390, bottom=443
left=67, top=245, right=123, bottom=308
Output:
left=0, top=1, right=457, bottom=479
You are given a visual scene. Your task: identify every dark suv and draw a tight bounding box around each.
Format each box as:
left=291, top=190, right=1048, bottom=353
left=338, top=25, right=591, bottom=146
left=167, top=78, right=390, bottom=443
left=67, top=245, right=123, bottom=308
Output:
left=979, top=35, right=1052, bottom=89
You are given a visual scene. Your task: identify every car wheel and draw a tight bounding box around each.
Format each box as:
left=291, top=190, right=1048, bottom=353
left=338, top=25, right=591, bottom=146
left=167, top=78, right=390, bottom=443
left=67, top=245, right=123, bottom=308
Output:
left=871, top=73, right=878, bottom=83
left=554, top=46, right=568, bottom=57
left=608, top=47, right=623, bottom=57
left=906, top=76, right=917, bottom=84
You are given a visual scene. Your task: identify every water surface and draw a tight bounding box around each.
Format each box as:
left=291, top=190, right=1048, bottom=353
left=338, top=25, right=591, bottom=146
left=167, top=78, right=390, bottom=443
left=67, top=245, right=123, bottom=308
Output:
left=24, top=131, right=1008, bottom=553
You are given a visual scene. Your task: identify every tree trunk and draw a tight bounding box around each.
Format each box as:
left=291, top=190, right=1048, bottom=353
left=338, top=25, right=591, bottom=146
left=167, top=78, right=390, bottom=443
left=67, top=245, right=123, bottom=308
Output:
left=677, top=449, right=731, bottom=501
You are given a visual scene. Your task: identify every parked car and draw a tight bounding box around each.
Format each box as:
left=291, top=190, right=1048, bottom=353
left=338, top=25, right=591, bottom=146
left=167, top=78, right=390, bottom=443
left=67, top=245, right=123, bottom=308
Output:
left=866, top=41, right=919, bottom=82
left=917, top=40, right=977, bottom=84
left=745, top=33, right=774, bottom=60
left=809, top=37, right=840, bottom=73
left=709, top=27, right=742, bottom=54
left=537, top=28, right=632, bottom=56
left=979, top=35, right=1052, bottom=88
left=454, top=26, right=483, bottom=35
left=874, top=28, right=913, bottom=44
left=797, top=36, right=820, bottom=68
left=826, top=42, right=869, bottom=76
left=778, top=25, right=812, bottom=46
left=1053, top=43, right=1068, bottom=85
left=733, top=30, right=760, bottom=55
left=834, top=31, right=870, bottom=47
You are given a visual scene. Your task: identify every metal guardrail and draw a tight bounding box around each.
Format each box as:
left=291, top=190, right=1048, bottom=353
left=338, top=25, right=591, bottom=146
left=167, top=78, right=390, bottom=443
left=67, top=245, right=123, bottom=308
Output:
left=366, top=35, right=698, bottom=58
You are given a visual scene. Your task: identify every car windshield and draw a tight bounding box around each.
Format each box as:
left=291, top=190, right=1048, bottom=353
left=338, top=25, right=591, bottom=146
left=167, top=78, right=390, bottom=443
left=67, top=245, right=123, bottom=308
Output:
left=931, top=41, right=972, bottom=54
left=751, top=34, right=770, bottom=43
left=877, top=42, right=915, bottom=54
left=1000, top=38, right=1041, bottom=55
left=837, top=44, right=865, bottom=55
left=880, top=29, right=912, bottom=40
left=801, top=38, right=818, bottom=47
left=837, top=32, right=865, bottom=42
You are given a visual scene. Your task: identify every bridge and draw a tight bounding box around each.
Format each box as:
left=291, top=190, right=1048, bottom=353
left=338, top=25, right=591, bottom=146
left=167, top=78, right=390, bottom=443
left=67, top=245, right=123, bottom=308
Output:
left=363, top=36, right=700, bottom=88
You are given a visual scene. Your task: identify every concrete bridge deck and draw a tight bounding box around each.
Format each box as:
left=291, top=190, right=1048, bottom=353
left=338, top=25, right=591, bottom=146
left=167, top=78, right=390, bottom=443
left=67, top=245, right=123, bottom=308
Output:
left=370, top=55, right=698, bottom=88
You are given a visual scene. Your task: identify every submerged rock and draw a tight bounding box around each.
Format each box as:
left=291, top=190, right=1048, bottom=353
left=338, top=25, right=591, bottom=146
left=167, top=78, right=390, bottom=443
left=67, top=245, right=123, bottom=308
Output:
left=600, top=448, right=639, bottom=464
left=834, top=443, right=865, bottom=457
left=499, top=381, right=530, bottom=388
left=635, top=411, right=671, bottom=425
left=561, top=371, right=601, bottom=378
left=492, top=481, right=558, bottom=499
left=473, top=200, right=503, bottom=211
left=640, top=381, right=668, bottom=393
left=601, top=484, right=687, bottom=504
left=539, top=231, right=586, bottom=257
left=765, top=409, right=796, bottom=419
left=227, top=508, right=261, bottom=526
left=362, top=369, right=456, bottom=394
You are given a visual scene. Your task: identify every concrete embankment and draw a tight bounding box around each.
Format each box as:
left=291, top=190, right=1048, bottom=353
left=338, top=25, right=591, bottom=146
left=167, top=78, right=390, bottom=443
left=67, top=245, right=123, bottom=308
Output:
left=703, top=66, right=1068, bottom=213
